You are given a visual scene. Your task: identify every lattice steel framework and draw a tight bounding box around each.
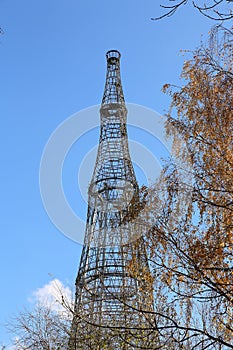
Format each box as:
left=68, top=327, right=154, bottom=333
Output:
left=69, top=50, right=156, bottom=350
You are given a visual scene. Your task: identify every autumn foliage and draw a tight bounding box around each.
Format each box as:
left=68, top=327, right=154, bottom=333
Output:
left=138, top=26, right=233, bottom=349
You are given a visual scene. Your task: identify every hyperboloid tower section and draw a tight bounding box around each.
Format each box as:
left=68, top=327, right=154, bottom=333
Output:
left=69, top=50, right=155, bottom=349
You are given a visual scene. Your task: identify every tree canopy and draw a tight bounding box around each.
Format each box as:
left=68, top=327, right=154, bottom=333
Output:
left=139, top=25, right=233, bottom=349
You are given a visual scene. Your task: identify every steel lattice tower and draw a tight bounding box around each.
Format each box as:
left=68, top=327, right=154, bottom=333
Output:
left=69, top=50, right=155, bottom=350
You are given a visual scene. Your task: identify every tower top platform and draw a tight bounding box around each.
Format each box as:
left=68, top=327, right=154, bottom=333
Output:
left=106, top=49, right=121, bottom=60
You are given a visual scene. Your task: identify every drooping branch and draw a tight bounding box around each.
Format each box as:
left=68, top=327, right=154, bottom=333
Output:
left=151, top=0, right=233, bottom=21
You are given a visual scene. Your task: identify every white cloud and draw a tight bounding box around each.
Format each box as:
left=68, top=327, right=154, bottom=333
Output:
left=4, top=345, right=17, bottom=350
left=3, top=338, right=23, bottom=350
left=5, top=280, right=73, bottom=350
left=30, top=279, right=73, bottom=316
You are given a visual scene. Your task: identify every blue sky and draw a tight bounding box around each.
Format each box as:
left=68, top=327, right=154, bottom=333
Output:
left=0, top=0, right=212, bottom=346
